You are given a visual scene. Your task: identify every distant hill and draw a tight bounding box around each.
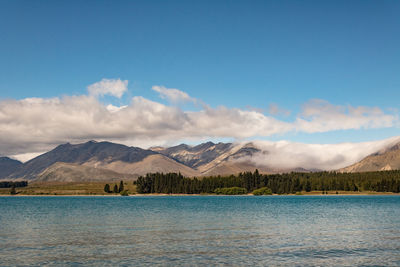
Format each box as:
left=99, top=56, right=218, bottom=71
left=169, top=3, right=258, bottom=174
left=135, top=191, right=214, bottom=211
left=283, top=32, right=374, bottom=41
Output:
left=5, top=141, right=203, bottom=181
left=82, top=154, right=201, bottom=177
left=339, top=142, right=400, bottom=173
left=8, top=141, right=158, bottom=180
left=36, top=162, right=136, bottom=182
left=0, top=157, right=22, bottom=179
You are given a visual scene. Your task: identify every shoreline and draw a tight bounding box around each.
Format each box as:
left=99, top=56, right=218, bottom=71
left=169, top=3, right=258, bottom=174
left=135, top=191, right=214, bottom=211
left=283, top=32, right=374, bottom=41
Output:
left=1, top=192, right=400, bottom=197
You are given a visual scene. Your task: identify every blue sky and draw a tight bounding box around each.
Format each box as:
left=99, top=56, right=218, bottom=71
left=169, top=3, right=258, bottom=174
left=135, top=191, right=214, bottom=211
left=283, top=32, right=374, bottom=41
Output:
left=0, top=0, right=400, bottom=156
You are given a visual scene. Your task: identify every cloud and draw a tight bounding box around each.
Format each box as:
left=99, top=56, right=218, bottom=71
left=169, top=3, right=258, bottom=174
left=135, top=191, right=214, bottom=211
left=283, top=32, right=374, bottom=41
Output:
left=0, top=94, right=291, bottom=156
left=106, top=104, right=128, bottom=113
left=152, top=85, right=196, bottom=104
left=0, top=79, right=398, bottom=158
left=11, top=152, right=45, bottom=163
left=87, top=78, right=128, bottom=98
left=188, top=106, right=292, bottom=138
left=295, top=99, right=397, bottom=133
left=236, top=136, right=400, bottom=170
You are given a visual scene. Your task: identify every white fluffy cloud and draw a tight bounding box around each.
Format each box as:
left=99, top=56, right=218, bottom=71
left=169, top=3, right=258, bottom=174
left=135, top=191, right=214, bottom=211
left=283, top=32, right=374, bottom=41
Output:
left=152, top=85, right=196, bottom=104
left=188, top=106, right=292, bottom=138
left=295, top=99, right=397, bottom=132
left=87, top=78, right=128, bottom=98
left=0, top=79, right=398, bottom=160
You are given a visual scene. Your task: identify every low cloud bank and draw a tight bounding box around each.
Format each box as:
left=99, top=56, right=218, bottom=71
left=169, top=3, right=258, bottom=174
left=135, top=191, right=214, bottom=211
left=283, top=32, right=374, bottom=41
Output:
left=236, top=136, right=400, bottom=171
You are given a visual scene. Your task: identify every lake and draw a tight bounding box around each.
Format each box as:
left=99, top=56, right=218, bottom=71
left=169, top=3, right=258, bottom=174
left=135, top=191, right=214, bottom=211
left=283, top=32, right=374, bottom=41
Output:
left=1, top=195, right=400, bottom=266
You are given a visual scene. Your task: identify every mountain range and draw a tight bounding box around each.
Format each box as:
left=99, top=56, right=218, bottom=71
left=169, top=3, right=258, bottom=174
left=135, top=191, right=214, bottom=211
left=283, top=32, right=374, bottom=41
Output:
left=1, top=139, right=400, bottom=182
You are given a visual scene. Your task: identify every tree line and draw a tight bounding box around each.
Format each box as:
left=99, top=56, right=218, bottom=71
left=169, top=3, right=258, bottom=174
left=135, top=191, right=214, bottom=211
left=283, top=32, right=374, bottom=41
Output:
left=0, top=181, right=28, bottom=188
left=135, top=170, right=400, bottom=194
left=104, top=181, right=125, bottom=194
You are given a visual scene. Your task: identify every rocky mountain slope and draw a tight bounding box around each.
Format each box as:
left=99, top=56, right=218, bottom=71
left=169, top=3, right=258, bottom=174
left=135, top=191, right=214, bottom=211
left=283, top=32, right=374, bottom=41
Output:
left=82, top=154, right=201, bottom=177
left=7, top=141, right=158, bottom=180
left=36, top=162, right=136, bottom=182
left=339, top=142, right=400, bottom=173
left=156, top=142, right=234, bottom=169
left=156, top=142, right=268, bottom=175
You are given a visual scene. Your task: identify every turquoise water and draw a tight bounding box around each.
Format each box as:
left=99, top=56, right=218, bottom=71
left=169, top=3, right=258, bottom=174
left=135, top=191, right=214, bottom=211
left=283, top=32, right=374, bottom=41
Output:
left=1, top=196, right=400, bottom=266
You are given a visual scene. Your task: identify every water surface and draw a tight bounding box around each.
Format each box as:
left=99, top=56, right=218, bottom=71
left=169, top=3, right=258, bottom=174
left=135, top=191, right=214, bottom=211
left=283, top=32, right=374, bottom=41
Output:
left=1, top=195, right=400, bottom=266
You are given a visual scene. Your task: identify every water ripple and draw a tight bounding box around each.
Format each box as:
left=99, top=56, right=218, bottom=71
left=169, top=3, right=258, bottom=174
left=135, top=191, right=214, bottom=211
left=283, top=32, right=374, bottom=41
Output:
left=1, top=196, right=400, bottom=266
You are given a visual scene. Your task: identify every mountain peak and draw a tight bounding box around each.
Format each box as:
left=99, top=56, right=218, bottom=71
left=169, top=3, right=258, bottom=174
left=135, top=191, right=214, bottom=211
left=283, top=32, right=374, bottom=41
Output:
left=56, top=142, right=71, bottom=148
left=193, top=141, right=215, bottom=151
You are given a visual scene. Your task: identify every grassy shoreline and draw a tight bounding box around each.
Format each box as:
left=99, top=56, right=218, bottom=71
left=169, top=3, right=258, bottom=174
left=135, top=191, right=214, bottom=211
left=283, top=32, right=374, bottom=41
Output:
left=1, top=181, right=400, bottom=196
left=0, top=181, right=135, bottom=196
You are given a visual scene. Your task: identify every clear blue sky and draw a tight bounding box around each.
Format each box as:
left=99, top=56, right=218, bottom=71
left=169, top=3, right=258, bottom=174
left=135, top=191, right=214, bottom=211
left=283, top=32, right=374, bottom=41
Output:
left=1, top=0, right=399, bottom=145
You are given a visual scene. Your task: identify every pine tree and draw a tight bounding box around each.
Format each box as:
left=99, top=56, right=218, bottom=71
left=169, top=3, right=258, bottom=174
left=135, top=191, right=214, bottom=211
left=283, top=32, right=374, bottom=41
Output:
left=119, top=180, right=124, bottom=193
left=104, top=184, right=110, bottom=193
left=305, top=180, right=311, bottom=192
left=113, top=184, right=118, bottom=193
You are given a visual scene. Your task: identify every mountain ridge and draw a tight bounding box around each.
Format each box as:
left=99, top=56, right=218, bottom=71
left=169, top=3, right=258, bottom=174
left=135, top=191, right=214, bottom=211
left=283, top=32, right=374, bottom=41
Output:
left=2, top=140, right=265, bottom=181
left=3, top=138, right=400, bottom=182
left=0, top=157, right=23, bottom=179
left=7, top=141, right=158, bottom=180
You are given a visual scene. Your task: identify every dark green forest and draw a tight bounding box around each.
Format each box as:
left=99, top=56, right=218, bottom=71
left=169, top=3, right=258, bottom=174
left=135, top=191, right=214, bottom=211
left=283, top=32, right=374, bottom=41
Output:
left=0, top=181, right=28, bottom=188
left=135, top=170, right=400, bottom=194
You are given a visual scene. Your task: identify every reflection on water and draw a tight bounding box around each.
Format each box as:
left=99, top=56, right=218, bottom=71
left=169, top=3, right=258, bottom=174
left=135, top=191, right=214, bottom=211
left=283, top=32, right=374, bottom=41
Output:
left=1, top=196, right=400, bottom=266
